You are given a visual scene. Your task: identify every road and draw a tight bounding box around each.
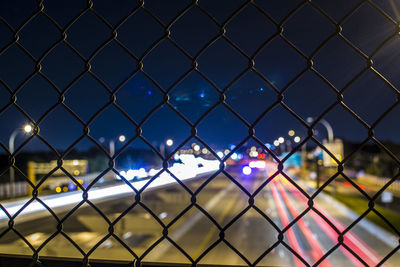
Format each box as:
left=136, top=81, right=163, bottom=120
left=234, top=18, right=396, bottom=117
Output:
left=0, top=163, right=399, bottom=266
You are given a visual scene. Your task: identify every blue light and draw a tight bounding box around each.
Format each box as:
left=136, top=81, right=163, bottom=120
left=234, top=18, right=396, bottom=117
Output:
left=68, top=183, right=76, bottom=191
left=200, top=92, right=205, bottom=98
left=147, top=90, right=152, bottom=95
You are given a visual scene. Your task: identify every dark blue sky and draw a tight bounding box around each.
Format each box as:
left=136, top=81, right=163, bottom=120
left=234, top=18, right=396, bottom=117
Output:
left=0, top=0, right=400, bottom=154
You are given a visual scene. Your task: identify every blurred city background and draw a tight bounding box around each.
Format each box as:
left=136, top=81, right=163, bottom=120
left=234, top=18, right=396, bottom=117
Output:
left=0, top=0, right=400, bottom=266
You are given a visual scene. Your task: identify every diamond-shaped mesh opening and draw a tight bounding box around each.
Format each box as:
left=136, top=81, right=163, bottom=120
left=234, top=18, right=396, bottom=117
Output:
left=16, top=75, right=58, bottom=122
left=141, top=105, right=190, bottom=154
left=255, top=37, right=307, bottom=90
left=110, top=203, right=163, bottom=256
left=283, top=3, right=336, bottom=56
left=115, top=72, right=164, bottom=123
left=18, top=14, right=60, bottom=59
left=226, top=71, right=277, bottom=123
left=40, top=43, right=86, bottom=89
left=343, top=70, right=398, bottom=125
left=64, top=74, right=110, bottom=123
left=37, top=106, right=83, bottom=152
left=59, top=202, right=110, bottom=253
left=66, top=11, right=112, bottom=59
left=90, top=41, right=138, bottom=89
left=198, top=38, right=248, bottom=89
left=169, top=72, right=219, bottom=124
left=342, top=2, right=396, bottom=55
left=314, top=36, right=366, bottom=89
left=1, top=1, right=400, bottom=266
left=143, top=39, right=192, bottom=89
left=89, top=106, right=136, bottom=145
left=197, top=105, right=248, bottom=149
left=226, top=4, right=276, bottom=55
left=284, top=70, right=337, bottom=121
left=255, top=104, right=308, bottom=145
left=141, top=183, right=191, bottom=226
left=316, top=104, right=369, bottom=146
left=170, top=6, right=219, bottom=57
left=116, top=8, right=164, bottom=57
left=224, top=208, right=280, bottom=263
left=167, top=205, right=220, bottom=260
left=0, top=44, right=35, bottom=89
left=0, top=1, right=37, bottom=29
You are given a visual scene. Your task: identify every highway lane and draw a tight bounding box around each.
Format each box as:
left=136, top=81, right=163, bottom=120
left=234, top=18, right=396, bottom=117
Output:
left=0, top=169, right=285, bottom=265
left=0, top=165, right=399, bottom=266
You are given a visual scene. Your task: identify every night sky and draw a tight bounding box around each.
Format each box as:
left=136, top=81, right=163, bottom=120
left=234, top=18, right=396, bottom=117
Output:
left=1, top=0, right=400, bottom=155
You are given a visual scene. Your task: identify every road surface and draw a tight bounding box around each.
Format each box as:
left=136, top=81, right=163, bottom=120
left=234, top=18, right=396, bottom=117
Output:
left=0, top=163, right=399, bottom=266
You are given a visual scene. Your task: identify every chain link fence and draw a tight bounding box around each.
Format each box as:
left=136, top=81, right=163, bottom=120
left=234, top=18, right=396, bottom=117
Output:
left=1, top=0, right=400, bottom=266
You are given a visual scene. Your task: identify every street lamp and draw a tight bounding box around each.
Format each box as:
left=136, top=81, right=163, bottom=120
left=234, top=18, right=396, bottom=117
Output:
left=307, top=117, right=334, bottom=143
left=160, top=139, right=174, bottom=158
left=166, top=139, right=173, bottom=147
left=118, top=135, right=126, bottom=142
left=100, top=135, right=126, bottom=156
left=9, top=124, right=33, bottom=196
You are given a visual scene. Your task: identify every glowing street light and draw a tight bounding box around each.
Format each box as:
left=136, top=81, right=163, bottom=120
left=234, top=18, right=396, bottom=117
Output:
left=273, top=140, right=280, bottom=147
left=193, top=144, right=200, bottom=152
left=288, top=130, right=295, bottom=136
left=166, top=139, right=174, bottom=147
left=278, top=137, right=285, bottom=144
left=294, top=136, right=301, bottom=143
left=118, top=135, right=126, bottom=142
left=24, top=124, right=33, bottom=133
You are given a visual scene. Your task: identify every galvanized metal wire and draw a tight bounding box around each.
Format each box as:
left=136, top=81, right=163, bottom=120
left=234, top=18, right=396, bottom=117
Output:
left=0, top=0, right=399, bottom=266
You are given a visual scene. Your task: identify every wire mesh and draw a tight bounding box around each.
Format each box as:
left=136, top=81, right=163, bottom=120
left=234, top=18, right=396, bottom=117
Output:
left=0, top=0, right=400, bottom=266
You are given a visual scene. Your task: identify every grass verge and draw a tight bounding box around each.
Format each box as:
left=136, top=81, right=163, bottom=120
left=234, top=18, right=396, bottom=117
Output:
left=333, top=193, right=400, bottom=233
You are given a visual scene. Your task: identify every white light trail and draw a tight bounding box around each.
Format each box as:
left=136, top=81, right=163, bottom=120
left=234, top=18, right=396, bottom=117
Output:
left=0, top=155, right=220, bottom=220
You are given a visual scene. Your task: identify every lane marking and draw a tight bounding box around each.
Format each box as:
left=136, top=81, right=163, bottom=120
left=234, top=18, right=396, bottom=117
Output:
left=151, top=182, right=236, bottom=260
left=192, top=195, right=237, bottom=259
